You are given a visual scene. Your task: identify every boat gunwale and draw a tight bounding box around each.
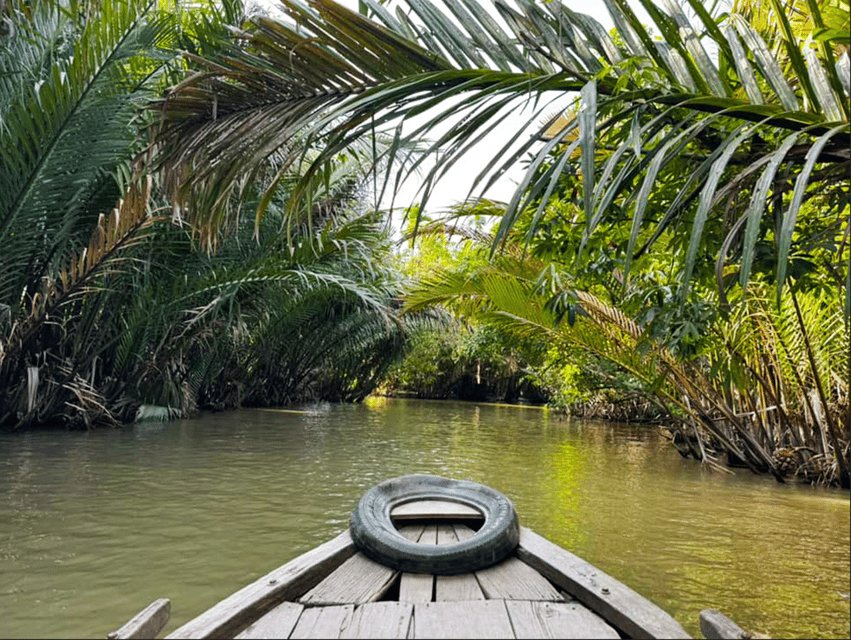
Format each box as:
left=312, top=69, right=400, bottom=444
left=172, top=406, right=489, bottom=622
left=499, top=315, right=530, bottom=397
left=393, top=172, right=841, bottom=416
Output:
left=165, top=531, right=356, bottom=639
left=517, top=527, right=690, bottom=639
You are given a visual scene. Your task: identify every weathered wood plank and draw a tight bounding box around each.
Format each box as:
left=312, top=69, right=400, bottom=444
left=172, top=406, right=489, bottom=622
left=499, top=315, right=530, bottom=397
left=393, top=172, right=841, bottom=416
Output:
left=412, top=600, right=514, bottom=639
left=517, top=528, right=689, bottom=639
left=451, top=524, right=476, bottom=542
left=391, top=500, right=482, bottom=521
left=419, top=524, right=438, bottom=545
left=435, top=524, right=456, bottom=545
left=399, top=573, right=433, bottom=603
left=109, top=598, right=170, bottom=640
left=397, top=524, right=425, bottom=542
left=234, top=602, right=303, bottom=639
left=506, top=600, right=620, bottom=639
left=456, top=522, right=562, bottom=602
left=290, top=605, right=353, bottom=639
left=407, top=522, right=440, bottom=606
left=434, top=574, right=485, bottom=602
left=700, top=609, right=748, bottom=639
left=300, top=552, right=398, bottom=605
left=341, top=602, right=413, bottom=639
left=398, top=524, right=434, bottom=603
left=476, top=557, right=563, bottom=602
left=435, top=525, right=484, bottom=601
left=166, top=531, right=355, bottom=639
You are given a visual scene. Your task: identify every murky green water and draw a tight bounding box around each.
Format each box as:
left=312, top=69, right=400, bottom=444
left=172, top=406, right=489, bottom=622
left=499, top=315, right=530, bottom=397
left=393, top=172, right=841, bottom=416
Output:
left=0, top=398, right=848, bottom=638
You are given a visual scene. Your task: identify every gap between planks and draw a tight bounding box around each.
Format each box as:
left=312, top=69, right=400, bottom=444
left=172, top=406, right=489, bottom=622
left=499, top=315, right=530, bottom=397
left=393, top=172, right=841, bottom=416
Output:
left=399, top=523, right=566, bottom=605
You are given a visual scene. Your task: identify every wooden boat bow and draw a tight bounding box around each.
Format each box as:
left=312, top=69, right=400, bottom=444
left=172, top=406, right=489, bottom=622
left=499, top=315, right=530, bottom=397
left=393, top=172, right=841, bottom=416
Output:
left=109, top=477, right=705, bottom=639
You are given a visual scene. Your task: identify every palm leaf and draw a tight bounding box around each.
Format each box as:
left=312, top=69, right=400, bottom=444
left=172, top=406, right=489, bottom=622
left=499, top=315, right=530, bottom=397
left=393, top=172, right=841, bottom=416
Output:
left=0, top=0, right=174, bottom=316
left=157, top=0, right=850, bottom=300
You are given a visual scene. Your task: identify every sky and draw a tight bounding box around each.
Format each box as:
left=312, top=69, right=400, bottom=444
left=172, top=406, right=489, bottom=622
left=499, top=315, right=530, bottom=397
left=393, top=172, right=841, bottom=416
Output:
left=251, top=0, right=626, bottom=216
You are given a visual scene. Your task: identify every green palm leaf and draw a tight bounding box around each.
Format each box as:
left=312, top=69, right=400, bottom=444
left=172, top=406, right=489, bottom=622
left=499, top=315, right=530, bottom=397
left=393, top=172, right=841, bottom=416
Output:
left=157, top=0, right=849, bottom=300
left=0, top=0, right=174, bottom=315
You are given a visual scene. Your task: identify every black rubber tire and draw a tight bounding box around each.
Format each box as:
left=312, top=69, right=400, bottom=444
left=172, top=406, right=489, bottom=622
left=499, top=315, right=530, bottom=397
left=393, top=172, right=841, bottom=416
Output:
left=349, top=474, right=520, bottom=575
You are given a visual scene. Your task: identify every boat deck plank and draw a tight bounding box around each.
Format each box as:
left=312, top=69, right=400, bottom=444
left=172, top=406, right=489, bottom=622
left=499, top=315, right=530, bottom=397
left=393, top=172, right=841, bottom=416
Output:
left=341, top=602, right=413, bottom=639
left=392, top=500, right=482, bottom=521
left=419, top=524, right=438, bottom=545
left=234, top=602, right=303, bottom=640
left=412, top=600, right=513, bottom=639
left=448, top=524, right=564, bottom=603
left=399, top=572, right=434, bottom=603
left=290, top=605, right=354, bottom=639
left=505, top=600, right=620, bottom=639
left=398, top=525, right=434, bottom=603
left=397, top=525, right=426, bottom=542
left=299, top=553, right=397, bottom=606
left=451, top=524, right=475, bottom=541
left=434, top=525, right=485, bottom=601
left=476, top=557, right=563, bottom=602
left=434, top=573, right=485, bottom=602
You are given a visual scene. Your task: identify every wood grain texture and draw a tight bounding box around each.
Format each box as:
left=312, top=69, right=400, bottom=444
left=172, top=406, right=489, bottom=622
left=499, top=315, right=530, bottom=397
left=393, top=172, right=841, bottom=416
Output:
left=234, top=602, right=303, bottom=639
left=506, top=600, right=620, bottom=639
left=290, top=605, right=354, bottom=639
left=435, top=524, right=456, bottom=546
left=166, top=531, right=354, bottom=639
left=397, top=523, right=434, bottom=603
left=434, top=574, right=485, bottom=601
left=412, top=600, right=514, bottom=639
left=397, top=525, right=425, bottom=542
left=700, top=609, right=748, bottom=639
left=340, top=602, right=413, bottom=639
left=399, top=573, right=434, bottom=603
left=110, top=598, right=170, bottom=640
left=300, top=553, right=397, bottom=605
left=517, top=528, right=689, bottom=639
left=391, top=500, right=482, bottom=521
left=476, top=557, right=563, bottom=602
left=419, top=524, right=438, bottom=545
left=435, top=525, right=484, bottom=601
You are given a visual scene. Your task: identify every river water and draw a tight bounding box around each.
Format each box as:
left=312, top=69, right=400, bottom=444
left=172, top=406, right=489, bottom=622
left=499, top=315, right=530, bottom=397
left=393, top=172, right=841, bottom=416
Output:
left=0, top=398, right=848, bottom=638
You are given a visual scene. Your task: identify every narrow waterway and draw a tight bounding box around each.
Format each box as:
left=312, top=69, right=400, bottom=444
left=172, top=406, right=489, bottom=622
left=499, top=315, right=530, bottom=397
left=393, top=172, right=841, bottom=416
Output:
left=0, top=398, right=848, bottom=638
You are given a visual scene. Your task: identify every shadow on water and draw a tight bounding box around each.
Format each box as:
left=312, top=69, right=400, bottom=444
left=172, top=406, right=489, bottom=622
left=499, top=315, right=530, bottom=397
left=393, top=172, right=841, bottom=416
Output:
left=0, top=398, right=848, bottom=638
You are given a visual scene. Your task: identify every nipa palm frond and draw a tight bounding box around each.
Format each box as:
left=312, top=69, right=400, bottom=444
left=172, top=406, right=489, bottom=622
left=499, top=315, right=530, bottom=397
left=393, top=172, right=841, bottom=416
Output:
left=0, top=0, right=174, bottom=317
left=158, top=0, right=849, bottom=299
left=3, top=178, right=153, bottom=369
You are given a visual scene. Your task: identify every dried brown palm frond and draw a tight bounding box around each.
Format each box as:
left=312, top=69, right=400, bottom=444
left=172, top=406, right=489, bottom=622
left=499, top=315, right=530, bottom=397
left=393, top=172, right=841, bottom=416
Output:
left=11, top=178, right=153, bottom=352
left=0, top=179, right=154, bottom=404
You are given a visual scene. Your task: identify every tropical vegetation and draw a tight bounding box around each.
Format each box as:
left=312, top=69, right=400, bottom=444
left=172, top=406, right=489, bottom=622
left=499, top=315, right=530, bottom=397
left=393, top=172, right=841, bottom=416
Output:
left=0, top=0, right=408, bottom=429
left=1, top=0, right=848, bottom=487
left=151, top=0, right=849, bottom=486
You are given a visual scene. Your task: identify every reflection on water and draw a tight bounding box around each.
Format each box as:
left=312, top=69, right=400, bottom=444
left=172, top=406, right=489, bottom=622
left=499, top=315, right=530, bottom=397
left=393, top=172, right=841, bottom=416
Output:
left=0, top=398, right=848, bottom=638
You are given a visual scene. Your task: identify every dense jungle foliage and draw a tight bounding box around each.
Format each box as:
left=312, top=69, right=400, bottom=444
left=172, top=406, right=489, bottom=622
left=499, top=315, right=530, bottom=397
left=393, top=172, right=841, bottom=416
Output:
left=1, top=0, right=848, bottom=486
left=0, top=0, right=410, bottom=428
